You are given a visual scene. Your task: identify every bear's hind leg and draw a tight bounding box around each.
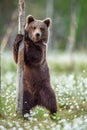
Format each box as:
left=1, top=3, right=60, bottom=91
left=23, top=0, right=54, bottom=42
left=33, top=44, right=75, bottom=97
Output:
left=39, top=85, right=57, bottom=114
left=23, top=90, right=34, bottom=114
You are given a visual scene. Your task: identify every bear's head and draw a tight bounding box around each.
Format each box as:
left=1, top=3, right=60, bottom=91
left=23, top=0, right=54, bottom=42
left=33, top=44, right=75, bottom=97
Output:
left=25, top=15, right=51, bottom=43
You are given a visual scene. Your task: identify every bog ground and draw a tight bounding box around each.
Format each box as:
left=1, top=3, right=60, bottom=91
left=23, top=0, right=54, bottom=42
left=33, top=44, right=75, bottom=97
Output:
left=0, top=52, right=87, bottom=130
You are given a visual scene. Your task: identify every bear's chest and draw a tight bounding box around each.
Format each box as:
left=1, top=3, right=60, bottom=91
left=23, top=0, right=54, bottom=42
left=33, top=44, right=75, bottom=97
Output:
left=24, top=43, right=43, bottom=65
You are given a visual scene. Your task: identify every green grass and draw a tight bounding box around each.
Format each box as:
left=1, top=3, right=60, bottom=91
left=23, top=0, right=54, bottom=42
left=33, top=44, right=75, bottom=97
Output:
left=1, top=51, right=87, bottom=130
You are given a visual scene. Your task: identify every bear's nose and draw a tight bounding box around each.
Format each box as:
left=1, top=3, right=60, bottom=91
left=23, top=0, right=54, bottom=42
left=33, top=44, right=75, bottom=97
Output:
left=36, top=33, right=40, bottom=38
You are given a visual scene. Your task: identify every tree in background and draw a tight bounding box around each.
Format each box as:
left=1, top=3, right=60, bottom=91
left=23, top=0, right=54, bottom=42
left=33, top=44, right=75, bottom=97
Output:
left=0, top=0, right=87, bottom=51
left=46, top=0, right=53, bottom=50
left=66, top=0, right=78, bottom=69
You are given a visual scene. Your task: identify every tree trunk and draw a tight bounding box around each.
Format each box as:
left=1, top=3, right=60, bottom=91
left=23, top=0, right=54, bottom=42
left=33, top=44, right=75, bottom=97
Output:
left=66, top=0, right=77, bottom=69
left=1, top=10, right=17, bottom=51
left=16, top=0, right=25, bottom=114
left=46, top=0, right=53, bottom=50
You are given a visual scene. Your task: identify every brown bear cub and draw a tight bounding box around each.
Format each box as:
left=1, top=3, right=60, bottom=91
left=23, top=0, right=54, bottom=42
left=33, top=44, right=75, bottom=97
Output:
left=13, top=15, right=57, bottom=115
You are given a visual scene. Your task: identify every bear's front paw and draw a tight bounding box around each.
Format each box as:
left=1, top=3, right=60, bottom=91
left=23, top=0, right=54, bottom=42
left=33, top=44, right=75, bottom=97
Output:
left=15, top=34, right=23, bottom=45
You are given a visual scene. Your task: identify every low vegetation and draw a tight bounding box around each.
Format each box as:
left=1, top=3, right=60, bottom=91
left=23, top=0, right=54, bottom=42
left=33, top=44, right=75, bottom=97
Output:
left=0, top=51, right=87, bottom=130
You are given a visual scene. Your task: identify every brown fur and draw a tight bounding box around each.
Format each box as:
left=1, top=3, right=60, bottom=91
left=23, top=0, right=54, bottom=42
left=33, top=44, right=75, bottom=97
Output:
left=13, top=15, right=57, bottom=114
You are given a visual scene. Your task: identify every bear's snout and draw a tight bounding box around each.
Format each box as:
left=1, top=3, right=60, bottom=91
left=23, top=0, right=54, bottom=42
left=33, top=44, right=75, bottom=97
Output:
left=34, top=29, right=41, bottom=38
left=36, top=33, right=40, bottom=38
left=32, top=29, right=42, bottom=42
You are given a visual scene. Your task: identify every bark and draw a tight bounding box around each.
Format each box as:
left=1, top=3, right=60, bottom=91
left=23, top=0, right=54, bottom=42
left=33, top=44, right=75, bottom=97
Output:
left=16, top=0, right=25, bottom=114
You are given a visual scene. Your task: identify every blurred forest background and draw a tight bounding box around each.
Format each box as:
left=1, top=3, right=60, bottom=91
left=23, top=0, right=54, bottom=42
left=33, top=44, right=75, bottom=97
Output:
left=0, top=0, right=87, bottom=52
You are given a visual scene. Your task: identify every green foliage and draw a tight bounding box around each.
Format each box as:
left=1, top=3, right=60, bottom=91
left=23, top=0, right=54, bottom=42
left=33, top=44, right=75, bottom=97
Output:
left=54, top=0, right=70, bottom=16
left=0, top=0, right=87, bottom=50
left=0, top=0, right=17, bottom=36
left=76, top=0, right=87, bottom=48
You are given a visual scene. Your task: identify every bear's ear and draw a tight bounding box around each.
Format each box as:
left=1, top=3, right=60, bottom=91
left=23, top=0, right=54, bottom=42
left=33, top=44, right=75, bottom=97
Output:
left=26, top=15, right=35, bottom=24
left=43, top=18, right=51, bottom=28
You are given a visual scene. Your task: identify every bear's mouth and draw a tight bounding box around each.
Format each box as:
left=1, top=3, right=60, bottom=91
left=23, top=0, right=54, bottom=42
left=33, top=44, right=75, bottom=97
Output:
left=31, top=36, right=41, bottom=43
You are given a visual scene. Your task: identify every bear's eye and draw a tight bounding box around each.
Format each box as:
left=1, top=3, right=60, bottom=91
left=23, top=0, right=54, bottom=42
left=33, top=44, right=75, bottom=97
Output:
left=33, top=26, right=36, bottom=30
left=40, top=27, right=44, bottom=31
